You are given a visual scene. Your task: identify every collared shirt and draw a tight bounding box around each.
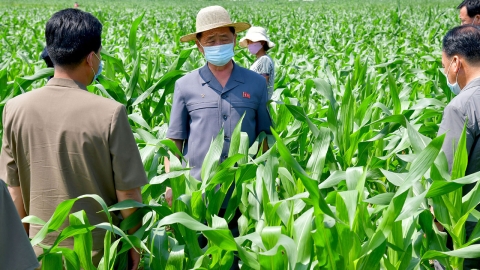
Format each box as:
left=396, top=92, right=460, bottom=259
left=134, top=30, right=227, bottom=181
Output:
left=0, top=78, right=148, bottom=253
left=166, top=62, right=273, bottom=180
left=439, top=77, right=480, bottom=196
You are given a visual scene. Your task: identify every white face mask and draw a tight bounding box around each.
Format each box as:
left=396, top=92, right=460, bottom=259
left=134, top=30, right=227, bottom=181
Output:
left=445, top=59, right=462, bottom=95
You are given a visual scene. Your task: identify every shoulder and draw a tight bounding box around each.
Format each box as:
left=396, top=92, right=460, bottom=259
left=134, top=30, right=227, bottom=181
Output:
left=259, top=55, right=273, bottom=63
left=238, top=65, right=266, bottom=83
left=176, top=68, right=201, bottom=85
left=6, top=85, right=122, bottom=113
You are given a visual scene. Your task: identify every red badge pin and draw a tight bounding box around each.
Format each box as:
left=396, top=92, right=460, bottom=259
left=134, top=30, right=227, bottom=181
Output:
left=242, top=92, right=250, bottom=99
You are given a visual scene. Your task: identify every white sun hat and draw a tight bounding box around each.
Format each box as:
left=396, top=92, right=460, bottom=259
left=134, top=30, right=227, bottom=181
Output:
left=239, top=26, right=275, bottom=49
left=180, top=6, right=251, bottom=42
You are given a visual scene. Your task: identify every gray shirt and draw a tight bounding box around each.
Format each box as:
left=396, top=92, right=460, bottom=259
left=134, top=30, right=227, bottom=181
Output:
left=250, top=55, right=274, bottom=99
left=166, top=62, right=273, bottom=180
left=438, top=77, right=480, bottom=196
left=0, top=181, right=39, bottom=270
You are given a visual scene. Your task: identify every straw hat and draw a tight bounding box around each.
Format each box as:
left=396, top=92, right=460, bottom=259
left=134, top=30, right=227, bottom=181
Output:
left=239, top=26, right=275, bottom=49
left=180, top=6, right=251, bottom=42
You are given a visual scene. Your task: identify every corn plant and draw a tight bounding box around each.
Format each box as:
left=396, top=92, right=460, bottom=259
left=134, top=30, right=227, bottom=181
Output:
left=2, top=0, right=480, bottom=269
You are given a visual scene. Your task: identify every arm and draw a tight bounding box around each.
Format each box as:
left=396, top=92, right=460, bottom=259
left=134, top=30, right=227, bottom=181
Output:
left=438, top=105, right=473, bottom=173
left=165, top=82, right=188, bottom=206
left=116, top=187, right=142, bottom=270
left=1, top=103, right=25, bottom=230
left=8, top=186, right=28, bottom=233
left=164, top=139, right=184, bottom=173
left=256, top=80, right=273, bottom=152
left=109, top=105, right=148, bottom=270
left=115, top=187, right=142, bottom=234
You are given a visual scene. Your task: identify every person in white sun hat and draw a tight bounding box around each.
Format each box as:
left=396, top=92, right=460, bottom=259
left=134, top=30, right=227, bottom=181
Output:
left=240, top=26, right=275, bottom=99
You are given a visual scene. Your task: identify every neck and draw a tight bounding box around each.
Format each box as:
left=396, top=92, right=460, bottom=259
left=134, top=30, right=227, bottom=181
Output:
left=208, top=60, right=233, bottom=73
left=53, top=66, right=92, bottom=87
left=256, top=50, right=266, bottom=59
left=462, top=67, right=480, bottom=89
left=208, top=61, right=234, bottom=87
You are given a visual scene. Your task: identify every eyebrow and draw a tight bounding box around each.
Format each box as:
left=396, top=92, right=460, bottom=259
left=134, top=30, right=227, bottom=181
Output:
left=205, top=33, right=230, bottom=40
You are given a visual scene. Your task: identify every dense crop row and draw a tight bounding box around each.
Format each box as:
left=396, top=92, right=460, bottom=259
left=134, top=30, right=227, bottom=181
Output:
left=1, top=1, right=477, bottom=269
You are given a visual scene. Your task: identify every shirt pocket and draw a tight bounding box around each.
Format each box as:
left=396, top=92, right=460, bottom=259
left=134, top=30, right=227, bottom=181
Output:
left=186, top=101, right=219, bottom=122
left=230, top=101, right=258, bottom=131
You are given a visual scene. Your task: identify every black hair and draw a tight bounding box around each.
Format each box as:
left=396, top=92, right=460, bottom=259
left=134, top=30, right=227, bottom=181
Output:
left=196, top=26, right=235, bottom=40
left=457, top=0, right=480, bottom=17
left=443, top=25, right=480, bottom=64
left=262, top=41, right=270, bottom=52
left=45, top=8, right=102, bottom=67
left=40, top=47, right=54, bottom=68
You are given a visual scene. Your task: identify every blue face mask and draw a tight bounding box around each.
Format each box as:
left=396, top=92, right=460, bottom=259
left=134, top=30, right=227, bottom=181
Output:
left=198, top=42, right=234, bottom=67
left=90, top=52, right=103, bottom=84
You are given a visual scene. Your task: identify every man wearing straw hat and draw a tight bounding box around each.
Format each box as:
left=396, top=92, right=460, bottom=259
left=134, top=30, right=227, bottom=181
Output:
left=165, top=5, right=272, bottom=252
left=166, top=5, right=272, bottom=184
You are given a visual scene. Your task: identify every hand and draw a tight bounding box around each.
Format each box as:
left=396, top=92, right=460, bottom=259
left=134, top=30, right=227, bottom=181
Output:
left=165, top=187, right=173, bottom=207
left=430, top=206, right=444, bottom=231
left=128, top=248, right=140, bottom=270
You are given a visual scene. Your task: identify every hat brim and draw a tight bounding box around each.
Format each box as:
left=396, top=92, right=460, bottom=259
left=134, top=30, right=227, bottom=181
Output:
left=180, top=22, right=251, bottom=42
left=239, top=36, right=275, bottom=49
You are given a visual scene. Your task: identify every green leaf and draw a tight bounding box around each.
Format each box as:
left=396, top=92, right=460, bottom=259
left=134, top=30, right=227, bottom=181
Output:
left=128, top=12, right=145, bottom=58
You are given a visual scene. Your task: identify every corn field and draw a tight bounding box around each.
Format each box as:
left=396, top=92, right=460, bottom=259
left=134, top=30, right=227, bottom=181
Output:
left=2, top=0, right=480, bottom=269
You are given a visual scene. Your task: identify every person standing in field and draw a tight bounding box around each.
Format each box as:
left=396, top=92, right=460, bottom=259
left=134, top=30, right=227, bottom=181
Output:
left=437, top=25, right=480, bottom=269
left=0, top=8, right=147, bottom=269
left=239, top=26, right=275, bottom=99
left=0, top=180, right=39, bottom=270
left=458, top=0, right=480, bottom=25
left=165, top=5, right=272, bottom=186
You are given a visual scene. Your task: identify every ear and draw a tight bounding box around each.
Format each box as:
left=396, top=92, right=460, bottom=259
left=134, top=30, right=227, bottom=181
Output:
left=452, top=56, right=462, bottom=73
left=234, top=33, right=237, bottom=47
left=476, top=14, right=480, bottom=23
left=86, top=52, right=94, bottom=67
left=195, top=40, right=204, bottom=55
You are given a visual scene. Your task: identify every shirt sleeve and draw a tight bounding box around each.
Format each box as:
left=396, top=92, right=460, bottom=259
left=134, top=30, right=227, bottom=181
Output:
left=0, top=103, right=19, bottom=186
left=251, top=57, right=272, bottom=76
left=109, top=105, right=148, bottom=190
left=256, top=80, right=273, bottom=135
left=166, top=81, right=189, bottom=140
left=438, top=104, right=475, bottom=173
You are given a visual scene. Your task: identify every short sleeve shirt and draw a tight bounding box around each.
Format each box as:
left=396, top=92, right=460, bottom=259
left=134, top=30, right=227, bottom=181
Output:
left=166, top=62, right=273, bottom=180
left=0, top=78, right=148, bottom=251
left=250, top=55, right=275, bottom=99
left=438, top=77, right=480, bottom=200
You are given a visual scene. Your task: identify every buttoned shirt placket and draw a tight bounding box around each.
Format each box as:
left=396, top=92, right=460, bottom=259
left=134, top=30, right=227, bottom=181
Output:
left=204, top=68, right=242, bottom=163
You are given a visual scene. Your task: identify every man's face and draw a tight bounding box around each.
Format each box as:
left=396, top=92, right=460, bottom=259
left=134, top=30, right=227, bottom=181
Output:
left=460, top=6, right=479, bottom=25
left=196, top=27, right=236, bottom=53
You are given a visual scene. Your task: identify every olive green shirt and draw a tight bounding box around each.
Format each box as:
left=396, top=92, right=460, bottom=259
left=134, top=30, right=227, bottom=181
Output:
left=0, top=78, right=148, bottom=252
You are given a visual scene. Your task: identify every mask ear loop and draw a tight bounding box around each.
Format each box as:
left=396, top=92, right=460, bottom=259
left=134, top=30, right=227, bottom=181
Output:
left=455, top=60, right=461, bottom=85
left=88, top=52, right=97, bottom=85
left=446, top=59, right=454, bottom=84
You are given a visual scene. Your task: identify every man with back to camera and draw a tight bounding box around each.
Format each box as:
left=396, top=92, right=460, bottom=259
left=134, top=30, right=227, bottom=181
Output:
left=0, top=8, right=148, bottom=268
left=458, top=0, right=480, bottom=25
left=436, top=24, right=480, bottom=269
